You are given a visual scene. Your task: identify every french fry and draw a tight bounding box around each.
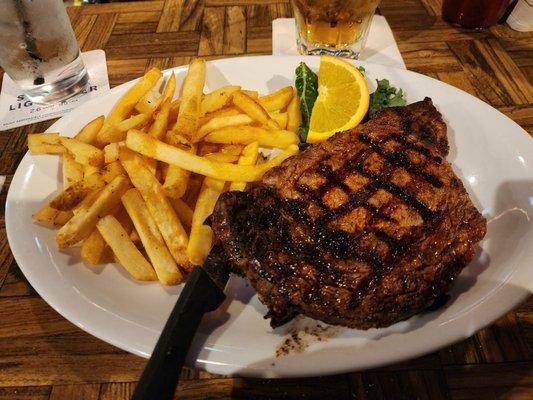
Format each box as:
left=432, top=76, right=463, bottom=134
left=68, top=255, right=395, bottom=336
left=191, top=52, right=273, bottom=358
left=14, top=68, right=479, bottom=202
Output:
left=271, top=111, right=288, bottom=130
left=220, top=144, right=243, bottom=156
left=83, top=171, right=105, bottom=188
left=122, top=189, right=183, bottom=285
left=204, top=126, right=298, bottom=148
left=135, top=89, right=162, bottom=115
left=102, top=160, right=126, bottom=183
left=165, top=64, right=205, bottom=194
left=198, top=106, right=240, bottom=127
left=75, top=116, right=105, bottom=144
left=81, top=229, right=106, bottom=265
left=168, top=58, right=205, bottom=144
left=196, top=114, right=253, bottom=141
left=49, top=181, right=97, bottom=211
left=32, top=204, right=58, bottom=226
left=168, top=99, right=180, bottom=124
left=229, top=142, right=259, bottom=191
left=241, top=90, right=259, bottom=99
left=83, top=165, right=100, bottom=178
left=99, top=113, right=150, bottom=143
left=168, top=197, right=193, bottom=227
left=143, top=156, right=157, bottom=176
left=61, top=137, right=104, bottom=167
left=162, top=72, right=176, bottom=103
left=72, top=188, right=103, bottom=215
left=28, top=133, right=64, bottom=154
left=62, top=151, right=84, bottom=188
left=119, top=148, right=191, bottom=269
left=204, top=152, right=240, bottom=163
left=232, top=91, right=280, bottom=130
left=287, top=92, right=302, bottom=133
left=187, top=177, right=225, bottom=265
left=126, top=129, right=299, bottom=182
left=163, top=166, right=190, bottom=199
left=30, top=59, right=308, bottom=287
left=55, top=175, right=130, bottom=248
left=258, top=86, right=294, bottom=111
left=103, top=142, right=121, bottom=164
left=200, top=85, right=241, bottom=116
left=163, top=145, right=196, bottom=199
left=53, top=211, right=73, bottom=226
left=97, top=215, right=157, bottom=281
left=96, top=67, right=162, bottom=144
left=148, top=99, right=170, bottom=141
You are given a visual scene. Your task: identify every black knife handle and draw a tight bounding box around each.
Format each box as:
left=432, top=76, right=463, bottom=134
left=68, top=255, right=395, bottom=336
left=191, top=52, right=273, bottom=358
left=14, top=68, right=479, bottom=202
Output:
left=132, top=267, right=226, bottom=400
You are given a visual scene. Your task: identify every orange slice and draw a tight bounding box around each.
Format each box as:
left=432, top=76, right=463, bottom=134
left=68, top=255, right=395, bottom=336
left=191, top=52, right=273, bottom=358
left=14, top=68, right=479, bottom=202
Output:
left=307, top=55, right=370, bottom=143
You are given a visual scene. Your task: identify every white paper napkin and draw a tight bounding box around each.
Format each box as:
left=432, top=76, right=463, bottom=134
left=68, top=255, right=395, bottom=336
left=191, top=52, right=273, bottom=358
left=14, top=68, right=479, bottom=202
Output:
left=0, top=49, right=110, bottom=131
left=272, top=16, right=405, bottom=69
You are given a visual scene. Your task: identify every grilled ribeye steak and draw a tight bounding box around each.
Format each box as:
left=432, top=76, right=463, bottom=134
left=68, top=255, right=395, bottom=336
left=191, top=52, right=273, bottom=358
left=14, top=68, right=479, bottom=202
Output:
left=211, top=98, right=487, bottom=329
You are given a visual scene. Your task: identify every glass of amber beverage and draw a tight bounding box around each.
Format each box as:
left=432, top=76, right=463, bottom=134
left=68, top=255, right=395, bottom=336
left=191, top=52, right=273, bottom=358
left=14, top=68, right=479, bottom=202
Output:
left=291, top=0, right=381, bottom=59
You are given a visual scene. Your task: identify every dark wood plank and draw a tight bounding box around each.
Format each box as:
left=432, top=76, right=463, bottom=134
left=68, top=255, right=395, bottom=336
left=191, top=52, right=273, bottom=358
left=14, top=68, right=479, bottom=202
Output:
left=445, top=363, right=533, bottom=400
left=198, top=7, right=226, bottom=56
left=247, top=26, right=272, bottom=54
left=99, top=382, right=134, bottom=400
left=399, top=42, right=463, bottom=74
left=0, top=229, right=12, bottom=292
left=0, top=386, right=51, bottom=400
left=174, top=376, right=352, bottom=399
left=49, top=384, right=100, bottom=400
left=105, top=32, right=199, bottom=59
left=0, top=298, right=79, bottom=339
left=223, top=6, right=247, bottom=55
left=348, top=369, right=450, bottom=400
left=73, top=14, right=98, bottom=50
left=80, top=1, right=165, bottom=15
left=82, top=13, right=118, bottom=52
left=105, top=59, right=149, bottom=87
left=448, top=40, right=520, bottom=106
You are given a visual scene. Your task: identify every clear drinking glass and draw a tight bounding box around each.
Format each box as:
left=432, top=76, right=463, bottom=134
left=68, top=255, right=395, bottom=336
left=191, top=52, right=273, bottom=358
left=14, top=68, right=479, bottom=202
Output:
left=291, top=0, right=381, bottom=59
left=0, top=0, right=88, bottom=103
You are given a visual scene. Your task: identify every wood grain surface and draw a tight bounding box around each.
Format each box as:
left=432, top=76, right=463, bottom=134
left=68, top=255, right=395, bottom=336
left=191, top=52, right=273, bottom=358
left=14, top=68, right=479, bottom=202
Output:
left=0, top=0, right=532, bottom=399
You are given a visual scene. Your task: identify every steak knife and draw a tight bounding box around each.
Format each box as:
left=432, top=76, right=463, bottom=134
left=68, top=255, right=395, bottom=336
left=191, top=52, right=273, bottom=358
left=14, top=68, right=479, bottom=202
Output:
left=132, top=246, right=230, bottom=400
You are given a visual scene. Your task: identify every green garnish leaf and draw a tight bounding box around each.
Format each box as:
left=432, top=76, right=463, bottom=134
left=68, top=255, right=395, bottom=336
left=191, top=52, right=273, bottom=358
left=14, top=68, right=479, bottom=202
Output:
left=295, top=62, right=318, bottom=145
left=368, top=79, right=407, bottom=119
left=357, top=66, right=366, bottom=73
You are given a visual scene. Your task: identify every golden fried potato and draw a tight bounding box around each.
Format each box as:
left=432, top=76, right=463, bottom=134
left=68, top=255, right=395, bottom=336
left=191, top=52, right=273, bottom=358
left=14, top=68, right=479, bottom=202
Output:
left=122, top=188, right=183, bottom=285
left=97, top=215, right=157, bottom=281
left=28, top=133, right=64, bottom=154
left=55, top=175, right=130, bottom=248
left=126, top=129, right=298, bottom=182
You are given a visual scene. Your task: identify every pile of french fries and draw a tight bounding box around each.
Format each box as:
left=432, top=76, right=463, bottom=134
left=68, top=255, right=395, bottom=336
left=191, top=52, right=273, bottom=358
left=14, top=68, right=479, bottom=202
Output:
left=30, top=59, right=302, bottom=285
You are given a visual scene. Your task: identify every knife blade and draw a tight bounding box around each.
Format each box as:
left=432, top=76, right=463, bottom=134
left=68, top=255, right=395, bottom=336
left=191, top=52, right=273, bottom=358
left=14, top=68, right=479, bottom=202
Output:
left=132, top=245, right=230, bottom=400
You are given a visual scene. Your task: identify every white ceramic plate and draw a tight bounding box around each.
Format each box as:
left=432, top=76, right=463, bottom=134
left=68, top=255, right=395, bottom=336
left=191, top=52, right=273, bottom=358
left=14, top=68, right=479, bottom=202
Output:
left=6, top=56, right=533, bottom=378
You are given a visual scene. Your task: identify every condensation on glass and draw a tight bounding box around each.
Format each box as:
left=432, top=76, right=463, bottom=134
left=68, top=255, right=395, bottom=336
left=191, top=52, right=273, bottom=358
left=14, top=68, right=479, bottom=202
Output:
left=0, top=0, right=88, bottom=103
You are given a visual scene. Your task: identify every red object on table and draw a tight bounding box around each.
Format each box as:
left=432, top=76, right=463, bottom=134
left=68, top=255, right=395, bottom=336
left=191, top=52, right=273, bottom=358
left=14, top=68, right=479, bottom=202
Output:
left=442, top=0, right=511, bottom=29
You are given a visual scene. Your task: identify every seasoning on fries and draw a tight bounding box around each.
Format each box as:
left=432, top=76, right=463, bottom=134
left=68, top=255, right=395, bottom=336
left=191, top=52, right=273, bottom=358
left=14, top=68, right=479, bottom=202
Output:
left=29, top=59, right=303, bottom=285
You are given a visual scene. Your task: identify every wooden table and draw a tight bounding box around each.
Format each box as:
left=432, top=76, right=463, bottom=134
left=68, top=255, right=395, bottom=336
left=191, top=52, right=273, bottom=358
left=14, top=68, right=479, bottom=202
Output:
left=0, top=0, right=531, bottom=399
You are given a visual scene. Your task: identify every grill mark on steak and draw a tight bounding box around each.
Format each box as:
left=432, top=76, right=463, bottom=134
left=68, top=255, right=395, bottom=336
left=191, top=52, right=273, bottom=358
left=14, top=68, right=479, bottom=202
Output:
left=211, top=99, right=486, bottom=329
left=344, top=150, right=437, bottom=222
left=358, top=134, right=444, bottom=188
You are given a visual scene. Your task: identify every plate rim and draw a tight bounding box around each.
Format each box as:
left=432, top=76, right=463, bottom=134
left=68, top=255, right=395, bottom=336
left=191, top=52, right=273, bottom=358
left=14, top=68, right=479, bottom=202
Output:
left=5, top=55, right=533, bottom=378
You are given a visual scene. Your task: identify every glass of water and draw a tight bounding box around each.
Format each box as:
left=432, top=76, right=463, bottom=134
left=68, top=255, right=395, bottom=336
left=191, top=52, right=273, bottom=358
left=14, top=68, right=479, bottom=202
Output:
left=0, top=0, right=88, bottom=103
